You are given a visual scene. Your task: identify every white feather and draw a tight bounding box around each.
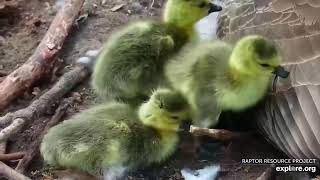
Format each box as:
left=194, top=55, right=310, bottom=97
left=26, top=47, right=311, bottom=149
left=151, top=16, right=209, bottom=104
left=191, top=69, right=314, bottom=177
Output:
left=86, top=49, right=102, bottom=57
left=103, top=166, right=127, bottom=180
left=76, top=57, right=91, bottom=65
left=55, top=0, right=65, bottom=10
left=195, top=0, right=226, bottom=41
left=196, top=13, right=220, bottom=41
left=181, top=165, right=220, bottom=180
left=76, top=49, right=101, bottom=69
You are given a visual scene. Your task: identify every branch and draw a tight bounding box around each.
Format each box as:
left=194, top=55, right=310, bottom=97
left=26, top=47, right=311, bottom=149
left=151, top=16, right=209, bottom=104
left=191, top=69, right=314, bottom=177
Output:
left=0, top=0, right=85, bottom=110
left=189, top=125, right=249, bottom=142
left=0, top=152, right=25, bottom=162
left=0, top=161, right=31, bottom=180
left=15, top=97, right=75, bottom=173
left=0, top=65, right=90, bottom=142
left=0, top=142, right=6, bottom=154
left=0, top=118, right=25, bottom=141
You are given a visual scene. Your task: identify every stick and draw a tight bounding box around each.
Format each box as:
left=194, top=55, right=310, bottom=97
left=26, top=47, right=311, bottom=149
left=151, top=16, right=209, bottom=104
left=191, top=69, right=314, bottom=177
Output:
left=0, top=161, right=31, bottom=180
left=0, top=65, right=90, bottom=142
left=0, top=142, right=7, bottom=154
left=0, top=0, right=85, bottom=110
left=0, top=152, right=25, bottom=161
left=0, top=118, right=25, bottom=141
left=189, top=125, right=249, bottom=142
left=0, top=123, right=9, bottom=158
left=256, top=164, right=275, bottom=180
left=15, top=97, right=75, bottom=173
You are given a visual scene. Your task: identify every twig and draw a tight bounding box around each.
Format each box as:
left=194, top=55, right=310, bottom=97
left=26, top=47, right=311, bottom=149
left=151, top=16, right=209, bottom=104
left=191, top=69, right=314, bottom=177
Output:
left=0, top=152, right=25, bottom=161
left=0, top=65, right=90, bottom=142
left=189, top=125, right=249, bottom=142
left=0, top=161, right=31, bottom=180
left=0, top=118, right=25, bottom=141
left=256, top=164, right=275, bottom=180
left=0, top=124, right=9, bottom=157
left=0, top=0, right=85, bottom=110
left=149, top=0, right=155, bottom=9
left=0, top=142, right=6, bottom=154
left=15, top=97, right=75, bottom=173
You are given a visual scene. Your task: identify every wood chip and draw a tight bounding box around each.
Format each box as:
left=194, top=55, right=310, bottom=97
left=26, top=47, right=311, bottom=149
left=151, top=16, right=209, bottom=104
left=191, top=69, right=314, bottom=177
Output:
left=111, top=4, right=125, bottom=12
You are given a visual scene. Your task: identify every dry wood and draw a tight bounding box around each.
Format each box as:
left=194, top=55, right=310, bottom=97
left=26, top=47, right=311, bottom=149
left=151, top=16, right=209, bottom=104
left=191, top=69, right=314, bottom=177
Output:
left=0, top=0, right=85, bottom=110
left=189, top=125, right=249, bottom=142
left=15, top=97, right=75, bottom=173
left=0, top=152, right=25, bottom=161
left=0, top=118, right=25, bottom=141
left=0, top=127, right=9, bottom=157
left=0, top=142, right=6, bottom=154
left=0, top=65, right=90, bottom=142
left=0, top=161, right=31, bottom=180
left=256, top=164, right=275, bottom=180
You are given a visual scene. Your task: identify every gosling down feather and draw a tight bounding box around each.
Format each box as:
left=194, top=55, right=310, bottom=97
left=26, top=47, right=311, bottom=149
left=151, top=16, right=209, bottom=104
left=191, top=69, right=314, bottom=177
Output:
left=40, top=89, right=190, bottom=177
left=165, top=35, right=289, bottom=127
left=92, top=0, right=222, bottom=106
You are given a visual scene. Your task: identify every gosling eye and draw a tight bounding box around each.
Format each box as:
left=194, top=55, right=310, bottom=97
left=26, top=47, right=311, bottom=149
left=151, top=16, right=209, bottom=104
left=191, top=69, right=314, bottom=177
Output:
left=260, top=63, right=271, bottom=68
left=198, top=2, right=206, bottom=8
left=170, top=115, right=180, bottom=120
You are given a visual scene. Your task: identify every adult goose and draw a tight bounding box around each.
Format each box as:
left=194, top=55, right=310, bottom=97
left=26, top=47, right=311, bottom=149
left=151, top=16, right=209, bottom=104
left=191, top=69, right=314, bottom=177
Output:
left=217, top=0, right=320, bottom=160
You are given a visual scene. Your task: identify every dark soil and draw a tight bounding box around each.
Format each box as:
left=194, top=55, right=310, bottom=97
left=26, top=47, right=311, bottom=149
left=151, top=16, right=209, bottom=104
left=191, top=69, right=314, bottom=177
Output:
left=0, top=0, right=304, bottom=179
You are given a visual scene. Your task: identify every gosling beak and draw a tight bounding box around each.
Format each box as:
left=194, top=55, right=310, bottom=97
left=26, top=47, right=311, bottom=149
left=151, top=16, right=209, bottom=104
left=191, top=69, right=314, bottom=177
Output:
left=273, top=66, right=290, bottom=78
left=208, top=3, right=222, bottom=14
left=179, top=121, right=191, bottom=132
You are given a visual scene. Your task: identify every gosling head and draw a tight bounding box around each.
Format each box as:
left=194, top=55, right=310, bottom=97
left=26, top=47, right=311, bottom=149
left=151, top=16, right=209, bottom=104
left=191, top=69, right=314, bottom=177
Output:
left=163, top=0, right=222, bottom=30
left=229, top=35, right=289, bottom=78
left=138, top=89, right=190, bottom=131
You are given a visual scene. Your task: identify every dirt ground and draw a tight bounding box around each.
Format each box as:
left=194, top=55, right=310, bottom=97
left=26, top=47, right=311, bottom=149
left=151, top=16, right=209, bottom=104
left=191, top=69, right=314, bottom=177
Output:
left=0, top=0, right=310, bottom=179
